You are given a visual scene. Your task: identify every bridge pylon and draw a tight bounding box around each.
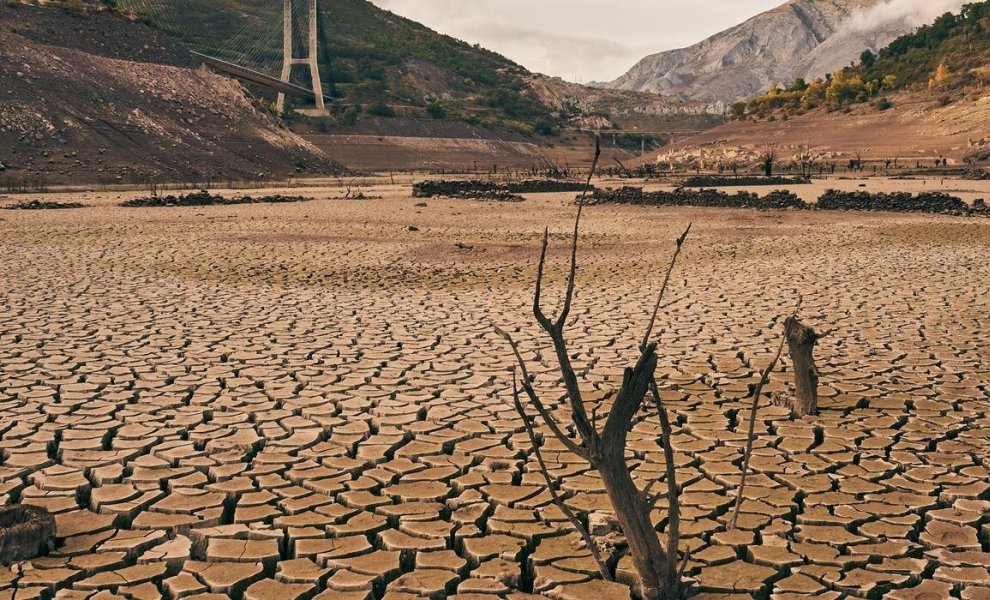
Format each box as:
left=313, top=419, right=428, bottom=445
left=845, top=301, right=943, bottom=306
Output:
left=277, top=0, right=325, bottom=114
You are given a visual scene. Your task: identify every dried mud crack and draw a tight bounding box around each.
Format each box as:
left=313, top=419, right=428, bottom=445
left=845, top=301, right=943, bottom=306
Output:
left=0, top=186, right=989, bottom=599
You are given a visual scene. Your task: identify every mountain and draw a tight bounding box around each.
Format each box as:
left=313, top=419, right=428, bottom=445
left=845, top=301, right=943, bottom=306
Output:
left=115, top=0, right=721, bottom=136
left=737, top=1, right=990, bottom=119
left=0, top=1, right=340, bottom=186
left=632, top=1, right=990, bottom=172
left=600, top=0, right=960, bottom=103
left=114, top=0, right=563, bottom=134
left=0, top=0, right=727, bottom=181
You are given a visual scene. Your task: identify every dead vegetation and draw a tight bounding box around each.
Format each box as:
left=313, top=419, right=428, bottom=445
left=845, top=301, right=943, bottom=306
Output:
left=492, top=139, right=843, bottom=598
left=495, top=141, right=691, bottom=598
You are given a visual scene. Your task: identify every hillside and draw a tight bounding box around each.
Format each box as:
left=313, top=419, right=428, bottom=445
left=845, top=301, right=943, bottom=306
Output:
left=113, top=0, right=564, bottom=135
left=642, top=91, right=990, bottom=173
left=0, top=2, right=340, bottom=186
left=600, top=0, right=960, bottom=103
left=114, top=0, right=726, bottom=139
left=641, top=2, right=990, bottom=173
left=854, top=1, right=990, bottom=92
left=736, top=2, right=990, bottom=119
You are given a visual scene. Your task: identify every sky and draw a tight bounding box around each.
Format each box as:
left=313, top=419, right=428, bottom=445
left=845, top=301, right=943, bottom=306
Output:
left=370, top=0, right=786, bottom=82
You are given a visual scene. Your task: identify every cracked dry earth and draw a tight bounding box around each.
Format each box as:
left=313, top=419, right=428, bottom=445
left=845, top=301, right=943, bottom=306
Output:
left=1, top=186, right=989, bottom=600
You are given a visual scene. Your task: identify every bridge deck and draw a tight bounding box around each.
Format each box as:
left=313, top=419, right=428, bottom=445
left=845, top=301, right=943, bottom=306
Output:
left=191, top=52, right=329, bottom=104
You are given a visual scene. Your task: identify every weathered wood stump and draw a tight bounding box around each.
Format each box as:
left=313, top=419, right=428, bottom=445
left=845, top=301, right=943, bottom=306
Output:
left=782, top=316, right=821, bottom=417
left=0, top=505, right=56, bottom=563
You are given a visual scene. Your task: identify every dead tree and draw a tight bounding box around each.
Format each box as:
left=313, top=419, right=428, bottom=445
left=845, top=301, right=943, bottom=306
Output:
left=783, top=316, right=822, bottom=417
left=496, top=140, right=692, bottom=600
left=0, top=505, right=55, bottom=563
left=727, top=300, right=799, bottom=531
left=796, top=147, right=817, bottom=179
left=760, top=146, right=777, bottom=178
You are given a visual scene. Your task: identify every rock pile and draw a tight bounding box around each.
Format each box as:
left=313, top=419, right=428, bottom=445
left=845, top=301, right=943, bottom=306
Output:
left=681, top=175, right=810, bottom=187
left=817, top=190, right=970, bottom=215
left=412, top=179, right=588, bottom=200
left=2, top=200, right=85, bottom=210
left=468, top=190, right=525, bottom=202
left=505, top=180, right=588, bottom=194
left=587, top=186, right=988, bottom=216
left=121, top=190, right=310, bottom=208
left=411, top=181, right=521, bottom=201
left=413, top=181, right=498, bottom=198
left=584, top=187, right=807, bottom=210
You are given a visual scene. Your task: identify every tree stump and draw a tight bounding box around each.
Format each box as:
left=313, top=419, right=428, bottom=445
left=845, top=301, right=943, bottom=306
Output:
left=0, top=505, right=56, bottom=564
left=783, top=316, right=821, bottom=418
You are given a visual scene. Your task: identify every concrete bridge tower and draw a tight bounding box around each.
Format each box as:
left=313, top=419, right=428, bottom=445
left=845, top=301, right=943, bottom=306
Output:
left=277, top=0, right=325, bottom=113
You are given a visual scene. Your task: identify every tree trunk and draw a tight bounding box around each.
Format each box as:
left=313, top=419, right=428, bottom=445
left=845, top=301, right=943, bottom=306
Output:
left=784, top=316, right=820, bottom=417
left=0, top=505, right=55, bottom=563
left=598, top=451, right=672, bottom=600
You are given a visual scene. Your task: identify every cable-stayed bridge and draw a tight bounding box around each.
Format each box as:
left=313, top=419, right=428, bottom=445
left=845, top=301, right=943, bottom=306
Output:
left=118, top=0, right=330, bottom=111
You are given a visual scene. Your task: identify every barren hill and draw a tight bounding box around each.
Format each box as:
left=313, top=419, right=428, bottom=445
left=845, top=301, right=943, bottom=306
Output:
left=0, top=3, right=340, bottom=186
left=601, top=0, right=963, bottom=102
left=637, top=90, right=990, bottom=170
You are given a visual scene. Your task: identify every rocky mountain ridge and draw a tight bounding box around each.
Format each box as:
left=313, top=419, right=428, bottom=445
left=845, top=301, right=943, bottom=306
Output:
left=600, top=0, right=934, bottom=102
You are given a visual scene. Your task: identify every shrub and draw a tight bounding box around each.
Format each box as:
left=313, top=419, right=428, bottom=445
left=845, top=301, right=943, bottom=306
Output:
left=426, top=102, right=446, bottom=119
left=340, top=107, right=359, bottom=126
left=367, top=101, right=396, bottom=118
left=533, top=120, right=559, bottom=136
left=62, top=0, right=87, bottom=16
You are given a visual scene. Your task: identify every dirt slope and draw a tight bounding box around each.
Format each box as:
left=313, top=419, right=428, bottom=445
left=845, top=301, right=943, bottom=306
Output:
left=640, top=91, right=990, bottom=169
left=0, top=3, right=340, bottom=186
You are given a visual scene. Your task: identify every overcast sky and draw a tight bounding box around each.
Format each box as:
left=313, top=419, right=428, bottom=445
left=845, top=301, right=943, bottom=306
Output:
left=371, top=0, right=786, bottom=82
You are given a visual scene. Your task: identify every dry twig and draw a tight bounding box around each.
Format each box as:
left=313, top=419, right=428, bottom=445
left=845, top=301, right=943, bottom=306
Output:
left=727, top=296, right=803, bottom=530
left=511, top=373, right=611, bottom=580
left=495, top=138, right=700, bottom=600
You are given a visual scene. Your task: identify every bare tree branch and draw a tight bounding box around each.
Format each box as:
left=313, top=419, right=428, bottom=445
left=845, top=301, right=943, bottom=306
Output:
left=646, top=490, right=667, bottom=514
left=512, top=373, right=611, bottom=581
left=641, top=223, right=692, bottom=350
left=556, top=138, right=601, bottom=332
left=544, top=335, right=596, bottom=451
left=677, top=545, right=693, bottom=581
left=496, top=139, right=706, bottom=598
left=641, top=477, right=660, bottom=501
left=650, top=376, right=680, bottom=580
left=526, top=139, right=604, bottom=452
left=602, top=344, right=658, bottom=449
left=727, top=296, right=802, bottom=530
left=533, top=228, right=554, bottom=331
left=495, top=326, right=589, bottom=460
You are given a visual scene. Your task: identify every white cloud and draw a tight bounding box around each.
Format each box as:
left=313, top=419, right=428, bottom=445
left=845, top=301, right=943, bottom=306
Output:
left=845, top=0, right=967, bottom=32
left=371, top=0, right=784, bottom=81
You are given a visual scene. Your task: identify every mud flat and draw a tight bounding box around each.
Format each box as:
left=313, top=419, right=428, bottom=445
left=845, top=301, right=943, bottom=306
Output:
left=1, top=181, right=989, bottom=598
